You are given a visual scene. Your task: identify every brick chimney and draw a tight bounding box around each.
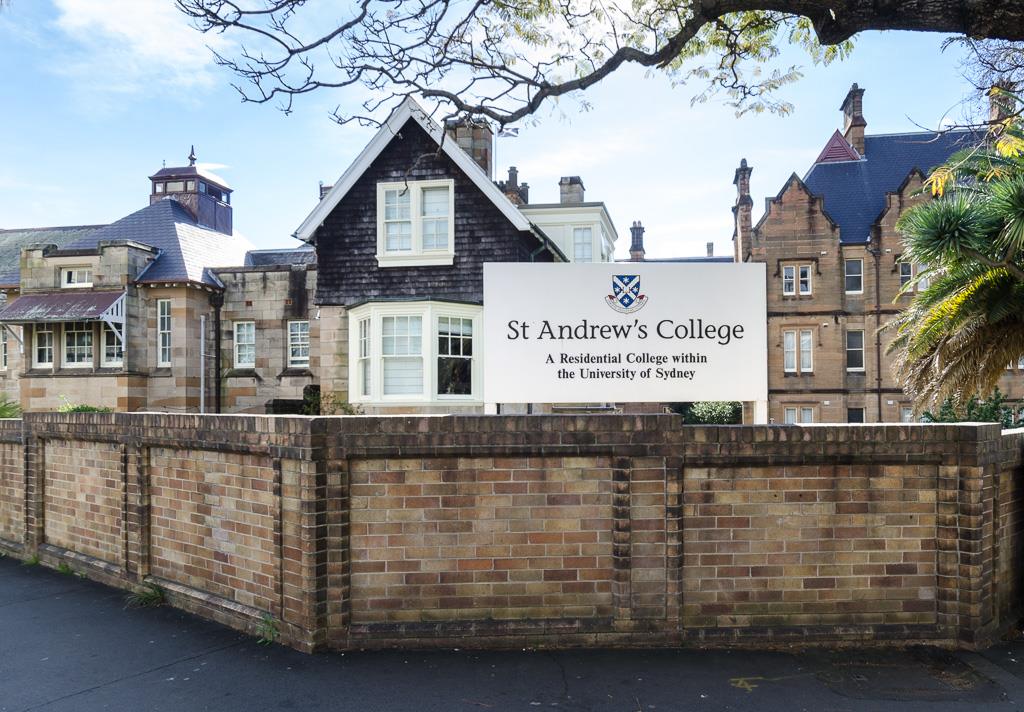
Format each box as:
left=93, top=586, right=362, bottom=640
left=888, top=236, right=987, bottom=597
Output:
left=841, top=83, right=867, bottom=156
left=990, top=83, right=1017, bottom=123
left=445, top=118, right=493, bottom=176
left=559, top=176, right=585, bottom=204
left=732, top=158, right=753, bottom=262
left=629, top=221, right=645, bottom=262
left=706, top=242, right=714, bottom=257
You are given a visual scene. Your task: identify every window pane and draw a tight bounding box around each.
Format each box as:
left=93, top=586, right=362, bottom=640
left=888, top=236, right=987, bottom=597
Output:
left=103, top=324, right=123, bottom=365
left=784, top=408, right=796, bottom=425
left=783, top=266, right=795, bottom=294
left=573, top=228, right=593, bottom=263
left=783, top=331, right=796, bottom=371
left=438, top=316, right=473, bottom=396
left=800, top=407, right=814, bottom=423
left=846, top=330, right=864, bottom=369
left=844, top=259, right=862, bottom=292
left=288, top=321, right=310, bottom=366
left=799, top=330, right=812, bottom=371
left=421, top=187, right=448, bottom=217
left=899, top=262, right=913, bottom=286
left=847, top=408, right=865, bottom=423
left=383, top=357, right=423, bottom=394
left=64, top=321, right=93, bottom=364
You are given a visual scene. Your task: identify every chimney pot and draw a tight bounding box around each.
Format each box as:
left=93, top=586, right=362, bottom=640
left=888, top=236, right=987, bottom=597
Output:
left=629, top=220, right=645, bottom=262
left=559, top=176, right=585, bottom=204
left=706, top=242, right=714, bottom=257
left=841, top=83, right=867, bottom=156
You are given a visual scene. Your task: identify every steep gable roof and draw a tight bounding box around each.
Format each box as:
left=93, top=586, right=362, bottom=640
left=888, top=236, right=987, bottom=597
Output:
left=815, top=130, right=861, bottom=163
left=294, top=97, right=533, bottom=243
left=0, top=224, right=105, bottom=287
left=66, top=199, right=250, bottom=287
left=803, top=130, right=982, bottom=244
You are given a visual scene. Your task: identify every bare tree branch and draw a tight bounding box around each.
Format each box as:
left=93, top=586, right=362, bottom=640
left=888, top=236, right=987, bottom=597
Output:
left=176, top=0, right=1024, bottom=126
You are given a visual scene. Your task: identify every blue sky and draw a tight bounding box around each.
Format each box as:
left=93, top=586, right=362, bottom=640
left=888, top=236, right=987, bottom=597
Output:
left=0, top=1, right=984, bottom=260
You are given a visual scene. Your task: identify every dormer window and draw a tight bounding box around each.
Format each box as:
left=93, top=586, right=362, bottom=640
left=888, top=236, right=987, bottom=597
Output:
left=61, top=267, right=92, bottom=288
left=166, top=181, right=185, bottom=192
left=376, top=180, right=455, bottom=267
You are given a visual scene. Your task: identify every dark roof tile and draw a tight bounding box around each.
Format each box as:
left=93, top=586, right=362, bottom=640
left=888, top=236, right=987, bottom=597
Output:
left=802, top=130, right=983, bottom=244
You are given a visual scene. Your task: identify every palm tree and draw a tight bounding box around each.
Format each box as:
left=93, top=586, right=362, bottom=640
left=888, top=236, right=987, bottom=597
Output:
left=887, top=97, right=1024, bottom=410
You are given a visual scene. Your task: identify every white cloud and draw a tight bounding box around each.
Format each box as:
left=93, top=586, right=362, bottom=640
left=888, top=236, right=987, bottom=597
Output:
left=51, top=0, right=230, bottom=97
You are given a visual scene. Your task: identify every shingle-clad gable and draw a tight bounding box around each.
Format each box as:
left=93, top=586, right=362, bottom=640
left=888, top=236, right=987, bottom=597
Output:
left=803, top=130, right=982, bottom=244
left=314, top=117, right=554, bottom=307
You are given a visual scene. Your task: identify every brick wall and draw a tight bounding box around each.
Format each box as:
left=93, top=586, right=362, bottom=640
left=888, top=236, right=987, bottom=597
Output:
left=0, top=421, right=23, bottom=545
left=0, top=413, right=1021, bottom=653
left=43, top=439, right=124, bottom=565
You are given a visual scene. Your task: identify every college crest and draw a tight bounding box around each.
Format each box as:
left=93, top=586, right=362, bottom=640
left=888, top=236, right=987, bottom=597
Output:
left=605, top=274, right=647, bottom=314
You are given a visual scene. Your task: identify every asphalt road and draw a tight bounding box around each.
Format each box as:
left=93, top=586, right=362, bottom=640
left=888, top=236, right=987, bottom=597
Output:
left=3, top=556, right=1024, bottom=712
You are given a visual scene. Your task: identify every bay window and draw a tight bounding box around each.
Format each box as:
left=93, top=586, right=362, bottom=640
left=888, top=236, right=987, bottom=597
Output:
left=376, top=180, right=455, bottom=266
left=102, top=323, right=123, bottom=368
left=63, top=321, right=93, bottom=367
left=34, top=325, right=54, bottom=367
left=350, top=302, right=481, bottom=404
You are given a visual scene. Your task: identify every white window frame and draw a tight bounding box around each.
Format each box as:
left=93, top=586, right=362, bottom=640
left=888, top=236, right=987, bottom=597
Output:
left=0, top=328, right=6, bottom=371
left=783, top=406, right=814, bottom=424
left=287, top=320, right=310, bottom=368
left=899, top=261, right=913, bottom=288
left=917, top=262, right=931, bottom=291
left=798, top=265, right=813, bottom=295
left=844, top=258, right=863, bottom=294
left=101, top=322, right=123, bottom=368
left=61, top=266, right=93, bottom=289
left=782, top=328, right=813, bottom=374
left=782, top=265, right=795, bottom=295
left=349, top=301, right=482, bottom=405
left=33, top=324, right=54, bottom=368
left=157, top=299, right=172, bottom=367
left=233, top=321, right=256, bottom=369
left=375, top=180, right=455, bottom=267
left=573, top=227, right=594, bottom=263
left=62, top=321, right=94, bottom=369
left=846, top=329, right=865, bottom=371
left=357, top=317, right=371, bottom=398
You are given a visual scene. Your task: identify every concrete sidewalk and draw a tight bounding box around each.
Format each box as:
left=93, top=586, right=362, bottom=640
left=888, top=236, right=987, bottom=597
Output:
left=2, top=557, right=1024, bottom=712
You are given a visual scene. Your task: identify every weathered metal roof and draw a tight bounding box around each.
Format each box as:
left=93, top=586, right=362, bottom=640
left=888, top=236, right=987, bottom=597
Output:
left=0, top=291, right=124, bottom=322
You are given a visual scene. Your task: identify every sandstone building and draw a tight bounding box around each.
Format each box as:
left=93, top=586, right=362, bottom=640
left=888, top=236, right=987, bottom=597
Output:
left=0, top=100, right=647, bottom=414
left=733, top=84, right=1022, bottom=423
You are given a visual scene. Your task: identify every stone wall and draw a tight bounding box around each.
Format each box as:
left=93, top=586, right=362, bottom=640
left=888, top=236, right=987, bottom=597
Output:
left=0, top=413, right=1022, bottom=653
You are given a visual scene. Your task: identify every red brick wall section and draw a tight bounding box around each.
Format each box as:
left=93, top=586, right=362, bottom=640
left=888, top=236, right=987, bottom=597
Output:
left=0, top=414, right=1021, bottom=653
left=149, top=447, right=279, bottom=614
left=349, top=456, right=614, bottom=624
left=683, top=464, right=938, bottom=629
left=43, top=439, right=123, bottom=565
left=0, top=440, right=24, bottom=545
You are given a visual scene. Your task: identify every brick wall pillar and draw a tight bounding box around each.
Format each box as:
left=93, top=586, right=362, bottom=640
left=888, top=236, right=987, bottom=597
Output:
left=23, top=434, right=43, bottom=556
left=124, top=444, right=149, bottom=581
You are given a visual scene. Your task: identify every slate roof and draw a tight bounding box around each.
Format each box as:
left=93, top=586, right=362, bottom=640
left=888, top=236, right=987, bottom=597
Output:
left=802, top=130, right=983, bottom=244
left=64, top=199, right=250, bottom=287
left=0, top=225, right=105, bottom=286
left=244, top=247, right=316, bottom=267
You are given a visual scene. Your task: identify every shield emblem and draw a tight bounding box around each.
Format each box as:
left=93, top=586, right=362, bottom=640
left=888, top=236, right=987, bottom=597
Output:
left=606, top=275, right=647, bottom=313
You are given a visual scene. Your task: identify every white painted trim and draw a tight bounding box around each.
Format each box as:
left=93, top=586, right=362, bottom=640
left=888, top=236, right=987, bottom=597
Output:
left=60, top=266, right=93, bottom=289
left=294, top=97, right=532, bottom=242
left=32, top=324, right=54, bottom=369
left=233, top=320, right=256, bottom=369
left=156, top=299, right=172, bottom=367
left=287, top=320, right=311, bottom=368
left=99, top=291, right=126, bottom=347
left=348, top=301, right=483, bottom=406
left=375, top=179, right=456, bottom=266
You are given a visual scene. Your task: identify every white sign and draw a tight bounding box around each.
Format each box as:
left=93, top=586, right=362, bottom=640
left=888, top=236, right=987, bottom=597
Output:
left=483, top=262, right=767, bottom=404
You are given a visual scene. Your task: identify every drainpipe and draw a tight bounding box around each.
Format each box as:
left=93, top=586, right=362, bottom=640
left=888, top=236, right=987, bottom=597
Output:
left=869, top=244, right=883, bottom=422
left=199, top=314, right=206, bottom=414
left=209, top=292, right=224, bottom=414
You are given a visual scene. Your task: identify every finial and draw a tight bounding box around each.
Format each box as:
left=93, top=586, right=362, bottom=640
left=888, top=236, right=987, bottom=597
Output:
left=162, top=159, right=166, bottom=167
left=188, top=145, right=197, bottom=167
